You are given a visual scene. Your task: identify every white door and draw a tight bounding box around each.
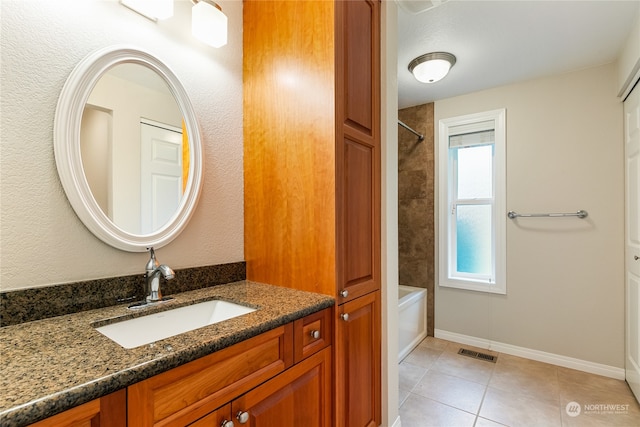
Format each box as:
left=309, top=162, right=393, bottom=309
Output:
left=140, top=121, right=183, bottom=235
left=625, top=83, right=640, bottom=402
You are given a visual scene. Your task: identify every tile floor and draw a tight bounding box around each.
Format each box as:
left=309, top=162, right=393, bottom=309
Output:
left=399, top=337, right=640, bottom=427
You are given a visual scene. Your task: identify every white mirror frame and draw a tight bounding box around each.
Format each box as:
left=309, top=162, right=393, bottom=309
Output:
left=54, top=45, right=204, bottom=252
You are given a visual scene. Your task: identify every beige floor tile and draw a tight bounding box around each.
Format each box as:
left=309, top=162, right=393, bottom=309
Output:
left=399, top=340, right=640, bottom=426
left=558, top=367, right=640, bottom=426
left=412, top=370, right=487, bottom=414
left=419, top=336, right=451, bottom=351
left=559, top=385, right=640, bottom=412
left=560, top=399, right=640, bottom=427
left=399, top=387, right=411, bottom=407
left=474, top=417, right=509, bottom=427
left=558, top=366, right=637, bottom=400
left=479, top=387, right=562, bottom=427
left=496, top=353, right=556, bottom=371
left=559, top=387, right=640, bottom=427
left=400, top=360, right=428, bottom=392
left=431, top=350, right=496, bottom=385
left=404, top=345, right=444, bottom=369
left=489, top=355, right=559, bottom=405
left=488, top=373, right=559, bottom=406
left=400, top=393, right=477, bottom=427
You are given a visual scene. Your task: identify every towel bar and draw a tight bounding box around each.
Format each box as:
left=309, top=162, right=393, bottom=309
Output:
left=507, top=210, right=588, bottom=219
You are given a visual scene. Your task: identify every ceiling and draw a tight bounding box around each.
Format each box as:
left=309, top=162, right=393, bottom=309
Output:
left=397, top=0, right=640, bottom=109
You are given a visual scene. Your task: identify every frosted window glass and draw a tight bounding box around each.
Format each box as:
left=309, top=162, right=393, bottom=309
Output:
left=457, top=145, right=493, bottom=199
left=456, top=204, right=491, bottom=275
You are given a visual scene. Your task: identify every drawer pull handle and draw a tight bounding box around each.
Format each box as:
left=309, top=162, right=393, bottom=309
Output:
left=341, top=313, right=349, bottom=321
left=221, top=420, right=235, bottom=427
left=237, top=411, right=249, bottom=424
left=310, top=329, right=320, bottom=339
left=340, top=290, right=349, bottom=298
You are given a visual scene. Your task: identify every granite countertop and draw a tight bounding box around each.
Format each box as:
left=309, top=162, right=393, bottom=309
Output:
left=0, top=280, right=334, bottom=427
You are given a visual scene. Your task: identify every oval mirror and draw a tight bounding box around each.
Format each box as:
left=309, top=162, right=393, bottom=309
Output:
left=54, top=46, right=204, bottom=252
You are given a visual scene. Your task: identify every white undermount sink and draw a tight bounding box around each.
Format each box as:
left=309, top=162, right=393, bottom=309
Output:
left=95, top=300, right=256, bottom=349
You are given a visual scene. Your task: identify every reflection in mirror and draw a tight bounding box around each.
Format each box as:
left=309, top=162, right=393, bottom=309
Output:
left=54, top=45, right=203, bottom=252
left=80, top=64, right=188, bottom=235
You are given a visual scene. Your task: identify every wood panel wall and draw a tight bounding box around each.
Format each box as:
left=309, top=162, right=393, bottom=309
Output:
left=243, top=0, right=337, bottom=295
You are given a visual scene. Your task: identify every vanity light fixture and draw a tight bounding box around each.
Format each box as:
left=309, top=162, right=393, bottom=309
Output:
left=191, top=0, right=228, bottom=48
left=120, top=0, right=174, bottom=21
left=408, top=52, right=456, bottom=83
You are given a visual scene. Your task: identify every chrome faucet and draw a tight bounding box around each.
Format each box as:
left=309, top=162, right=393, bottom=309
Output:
left=145, top=247, right=175, bottom=303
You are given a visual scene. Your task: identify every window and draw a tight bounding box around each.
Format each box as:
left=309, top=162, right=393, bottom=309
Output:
left=438, top=109, right=506, bottom=294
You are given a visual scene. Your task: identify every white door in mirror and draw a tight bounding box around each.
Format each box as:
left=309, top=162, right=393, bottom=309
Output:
left=95, top=300, right=256, bottom=349
left=140, top=121, right=184, bottom=234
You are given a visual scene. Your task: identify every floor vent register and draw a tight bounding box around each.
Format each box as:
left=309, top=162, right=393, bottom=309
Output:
left=457, top=348, right=498, bottom=363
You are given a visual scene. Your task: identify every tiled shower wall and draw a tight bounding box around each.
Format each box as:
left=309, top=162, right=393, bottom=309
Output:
left=398, top=103, right=434, bottom=336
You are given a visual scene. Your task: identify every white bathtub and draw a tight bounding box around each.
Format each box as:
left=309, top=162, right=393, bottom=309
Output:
left=398, top=285, right=428, bottom=361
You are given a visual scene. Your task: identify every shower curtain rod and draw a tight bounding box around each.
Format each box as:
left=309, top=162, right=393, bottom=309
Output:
left=398, top=120, right=424, bottom=141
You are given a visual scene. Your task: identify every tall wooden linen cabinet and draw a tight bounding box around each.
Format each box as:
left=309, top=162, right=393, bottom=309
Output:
left=243, top=1, right=381, bottom=426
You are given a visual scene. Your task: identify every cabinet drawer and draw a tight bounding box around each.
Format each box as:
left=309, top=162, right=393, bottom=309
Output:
left=294, top=308, right=332, bottom=363
left=128, top=324, right=293, bottom=427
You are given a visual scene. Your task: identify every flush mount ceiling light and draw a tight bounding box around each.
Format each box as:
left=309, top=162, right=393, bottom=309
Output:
left=191, top=0, right=228, bottom=48
left=120, top=0, right=173, bottom=21
left=408, top=52, right=456, bottom=84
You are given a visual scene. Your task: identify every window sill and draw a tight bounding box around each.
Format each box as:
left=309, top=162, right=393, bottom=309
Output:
left=439, top=279, right=506, bottom=295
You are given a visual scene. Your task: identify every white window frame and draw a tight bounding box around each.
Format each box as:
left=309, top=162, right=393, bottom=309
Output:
left=438, top=109, right=506, bottom=294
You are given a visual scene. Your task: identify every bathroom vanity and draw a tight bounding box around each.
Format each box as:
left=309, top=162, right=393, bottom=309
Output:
left=127, top=308, right=331, bottom=426
left=1, top=0, right=379, bottom=425
left=0, top=281, right=334, bottom=427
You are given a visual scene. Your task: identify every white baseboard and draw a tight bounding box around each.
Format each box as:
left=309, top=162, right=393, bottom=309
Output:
left=434, top=329, right=625, bottom=380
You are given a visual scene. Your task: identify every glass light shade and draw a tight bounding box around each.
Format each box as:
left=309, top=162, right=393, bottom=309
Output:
left=120, top=0, right=173, bottom=20
left=412, top=59, right=451, bottom=83
left=408, top=52, right=456, bottom=84
left=192, top=1, right=228, bottom=48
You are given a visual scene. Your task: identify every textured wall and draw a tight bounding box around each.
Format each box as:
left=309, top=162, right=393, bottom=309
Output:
left=434, top=63, right=624, bottom=368
left=0, top=0, right=244, bottom=290
left=397, top=103, right=434, bottom=336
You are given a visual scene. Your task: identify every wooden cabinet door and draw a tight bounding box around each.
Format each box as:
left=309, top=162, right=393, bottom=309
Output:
left=335, top=0, right=381, bottom=303
left=335, top=291, right=381, bottom=427
left=29, top=389, right=126, bottom=427
left=231, top=347, right=332, bottom=427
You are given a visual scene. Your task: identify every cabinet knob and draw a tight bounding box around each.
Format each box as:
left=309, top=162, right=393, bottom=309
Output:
left=341, top=313, right=349, bottom=321
left=635, top=255, right=639, bottom=261
left=236, top=411, right=249, bottom=424
left=340, top=290, right=349, bottom=298
left=310, top=329, right=320, bottom=339
left=221, top=421, right=235, bottom=427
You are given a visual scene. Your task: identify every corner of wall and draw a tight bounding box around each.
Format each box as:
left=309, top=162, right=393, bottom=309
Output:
left=617, top=5, right=640, bottom=98
left=380, top=1, right=400, bottom=426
